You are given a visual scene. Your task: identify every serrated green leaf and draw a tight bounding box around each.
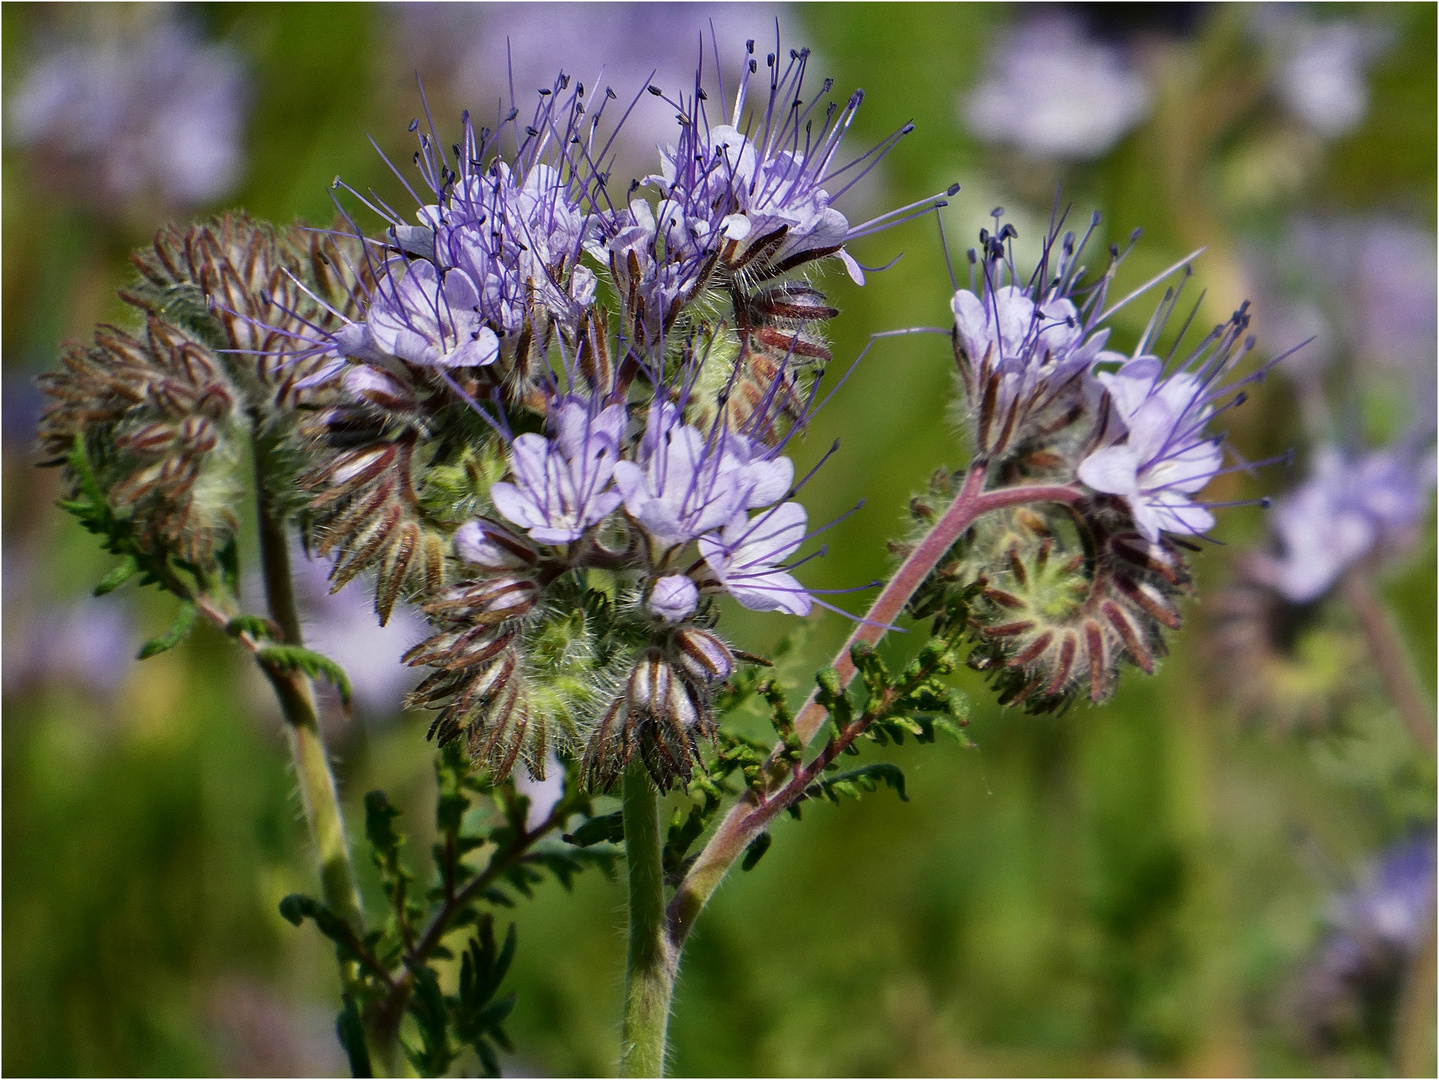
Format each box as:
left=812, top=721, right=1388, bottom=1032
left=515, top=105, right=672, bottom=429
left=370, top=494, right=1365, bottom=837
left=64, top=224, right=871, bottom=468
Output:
left=809, top=762, right=909, bottom=804
left=364, top=790, right=404, bottom=858
left=257, top=644, right=352, bottom=704
left=137, top=601, right=198, bottom=659
left=226, top=614, right=276, bottom=641
left=740, top=831, right=772, bottom=872
left=562, top=810, right=624, bottom=847
left=94, top=556, right=139, bottom=596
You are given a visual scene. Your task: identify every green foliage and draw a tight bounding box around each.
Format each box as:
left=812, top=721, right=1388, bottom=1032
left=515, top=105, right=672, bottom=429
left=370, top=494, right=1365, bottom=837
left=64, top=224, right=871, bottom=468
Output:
left=136, top=601, right=198, bottom=659
left=256, top=644, right=353, bottom=705
left=806, top=763, right=910, bottom=804
left=279, top=744, right=617, bottom=1076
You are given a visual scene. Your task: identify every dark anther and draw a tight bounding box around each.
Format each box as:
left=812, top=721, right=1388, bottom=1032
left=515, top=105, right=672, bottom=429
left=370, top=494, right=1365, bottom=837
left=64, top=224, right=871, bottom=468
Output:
left=538, top=88, right=551, bottom=96
left=767, top=53, right=775, bottom=66
left=526, top=126, right=539, bottom=137
left=697, top=88, right=708, bottom=100
left=408, top=119, right=419, bottom=132
left=746, top=39, right=755, bottom=52
left=648, top=85, right=663, bottom=96
left=947, top=183, right=961, bottom=196
left=505, top=108, right=519, bottom=121
left=606, top=87, right=618, bottom=99
left=749, top=59, right=758, bottom=73
left=1259, top=496, right=1272, bottom=508
left=822, top=78, right=833, bottom=93
left=978, top=228, right=989, bottom=245
left=1109, top=243, right=1120, bottom=257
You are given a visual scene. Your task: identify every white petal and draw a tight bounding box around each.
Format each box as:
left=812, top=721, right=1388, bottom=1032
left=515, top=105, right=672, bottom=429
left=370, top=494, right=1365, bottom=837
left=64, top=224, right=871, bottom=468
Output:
left=1078, top=445, right=1141, bottom=495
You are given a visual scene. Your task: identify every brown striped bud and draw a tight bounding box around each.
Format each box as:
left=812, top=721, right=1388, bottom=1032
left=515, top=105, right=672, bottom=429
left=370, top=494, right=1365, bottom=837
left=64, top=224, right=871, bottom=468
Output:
left=582, top=648, right=716, bottom=793
left=674, top=627, right=735, bottom=685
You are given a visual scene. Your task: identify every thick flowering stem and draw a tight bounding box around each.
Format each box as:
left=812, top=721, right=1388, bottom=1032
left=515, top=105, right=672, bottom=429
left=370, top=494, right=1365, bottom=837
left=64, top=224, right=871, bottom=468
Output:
left=621, top=763, right=674, bottom=1077
left=1342, top=569, right=1437, bottom=755
left=253, top=430, right=365, bottom=934
left=666, top=465, right=1084, bottom=949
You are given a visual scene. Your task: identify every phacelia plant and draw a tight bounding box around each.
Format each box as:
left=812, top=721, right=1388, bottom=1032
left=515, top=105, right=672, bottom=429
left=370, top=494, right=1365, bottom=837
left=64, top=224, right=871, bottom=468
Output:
left=39, top=31, right=1292, bottom=1078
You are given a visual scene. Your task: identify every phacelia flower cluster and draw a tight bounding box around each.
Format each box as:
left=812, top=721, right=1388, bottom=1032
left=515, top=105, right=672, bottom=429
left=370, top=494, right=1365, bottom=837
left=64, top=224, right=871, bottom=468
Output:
left=259, top=33, right=930, bottom=788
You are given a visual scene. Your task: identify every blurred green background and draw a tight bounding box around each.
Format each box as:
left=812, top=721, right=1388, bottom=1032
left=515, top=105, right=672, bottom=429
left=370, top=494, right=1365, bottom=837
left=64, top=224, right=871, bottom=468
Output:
left=3, top=3, right=1434, bottom=1076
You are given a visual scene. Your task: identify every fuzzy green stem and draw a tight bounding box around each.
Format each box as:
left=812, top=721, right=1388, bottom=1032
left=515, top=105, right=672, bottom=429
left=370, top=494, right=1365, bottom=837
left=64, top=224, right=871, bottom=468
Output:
left=667, top=469, right=1084, bottom=947
left=621, top=764, right=674, bottom=1078
left=252, top=427, right=365, bottom=933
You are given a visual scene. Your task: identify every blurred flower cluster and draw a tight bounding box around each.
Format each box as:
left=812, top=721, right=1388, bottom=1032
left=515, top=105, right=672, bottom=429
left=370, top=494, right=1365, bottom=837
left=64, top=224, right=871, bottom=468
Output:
left=7, top=11, right=247, bottom=213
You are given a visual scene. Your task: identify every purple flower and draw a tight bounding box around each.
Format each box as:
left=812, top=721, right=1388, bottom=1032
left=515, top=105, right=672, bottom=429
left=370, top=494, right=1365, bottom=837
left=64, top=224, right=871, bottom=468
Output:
left=963, top=14, right=1152, bottom=161
left=1255, top=10, right=1390, bottom=139
left=364, top=259, right=500, bottom=368
left=699, top=501, right=812, bottom=616
left=1077, top=357, right=1226, bottom=542
left=1250, top=445, right=1436, bottom=603
left=624, top=35, right=941, bottom=294
left=952, top=281, right=1117, bottom=456
left=1298, top=832, right=1437, bottom=1049
left=613, top=401, right=793, bottom=550
left=490, top=398, right=627, bottom=545
left=646, top=575, right=699, bottom=624
left=430, top=157, right=598, bottom=335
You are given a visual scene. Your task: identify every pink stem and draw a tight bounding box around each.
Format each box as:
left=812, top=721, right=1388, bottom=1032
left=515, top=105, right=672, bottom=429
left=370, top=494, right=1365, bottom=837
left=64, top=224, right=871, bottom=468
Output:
left=665, top=467, right=1084, bottom=951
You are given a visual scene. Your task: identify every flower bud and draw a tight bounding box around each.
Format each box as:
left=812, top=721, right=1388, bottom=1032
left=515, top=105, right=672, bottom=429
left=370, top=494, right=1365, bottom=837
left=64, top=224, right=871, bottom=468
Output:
left=453, top=519, right=537, bottom=571
left=647, top=575, right=699, bottom=624
left=674, top=627, right=735, bottom=684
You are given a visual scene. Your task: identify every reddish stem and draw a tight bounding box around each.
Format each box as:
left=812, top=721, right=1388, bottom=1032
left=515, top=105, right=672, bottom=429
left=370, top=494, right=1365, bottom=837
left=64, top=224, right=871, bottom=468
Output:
left=665, top=466, right=1084, bottom=950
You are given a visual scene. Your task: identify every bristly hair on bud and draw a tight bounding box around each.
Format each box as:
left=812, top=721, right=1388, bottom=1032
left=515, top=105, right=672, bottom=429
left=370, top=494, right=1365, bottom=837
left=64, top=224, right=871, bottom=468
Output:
left=38, top=214, right=376, bottom=573
left=39, top=316, right=244, bottom=567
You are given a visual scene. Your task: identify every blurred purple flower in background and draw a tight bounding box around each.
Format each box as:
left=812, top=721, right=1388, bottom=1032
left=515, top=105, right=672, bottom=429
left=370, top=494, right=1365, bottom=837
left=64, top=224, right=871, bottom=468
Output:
left=291, top=551, right=426, bottom=717
left=1297, top=831, right=1436, bottom=1050
left=1249, top=217, right=1437, bottom=401
left=1, top=585, right=135, bottom=700
left=1254, top=9, right=1391, bottom=140
left=391, top=3, right=788, bottom=180
left=1252, top=446, right=1436, bottom=604
left=7, top=15, right=248, bottom=210
left=963, top=14, right=1152, bottom=161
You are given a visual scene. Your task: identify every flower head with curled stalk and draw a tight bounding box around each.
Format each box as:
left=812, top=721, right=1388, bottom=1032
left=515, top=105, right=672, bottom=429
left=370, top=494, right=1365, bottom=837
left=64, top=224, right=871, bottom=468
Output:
left=951, top=211, right=1128, bottom=461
